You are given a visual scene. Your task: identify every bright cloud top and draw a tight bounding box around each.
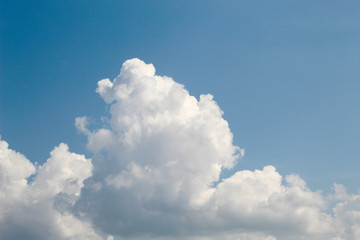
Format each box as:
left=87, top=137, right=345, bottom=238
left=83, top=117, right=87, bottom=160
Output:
left=1, top=59, right=360, bottom=240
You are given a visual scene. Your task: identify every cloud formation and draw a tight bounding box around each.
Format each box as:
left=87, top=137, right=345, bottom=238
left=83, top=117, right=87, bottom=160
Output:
left=0, top=141, right=101, bottom=240
left=1, top=58, right=360, bottom=239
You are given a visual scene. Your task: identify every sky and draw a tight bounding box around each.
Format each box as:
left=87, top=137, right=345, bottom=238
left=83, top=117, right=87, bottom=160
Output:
left=0, top=1, right=360, bottom=240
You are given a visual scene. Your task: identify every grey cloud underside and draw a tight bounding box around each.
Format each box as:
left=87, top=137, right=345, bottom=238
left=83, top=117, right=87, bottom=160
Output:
left=1, top=59, right=360, bottom=240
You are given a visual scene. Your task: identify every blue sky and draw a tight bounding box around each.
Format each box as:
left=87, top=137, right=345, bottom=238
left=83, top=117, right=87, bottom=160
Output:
left=2, top=0, right=359, bottom=191
left=1, top=1, right=360, bottom=239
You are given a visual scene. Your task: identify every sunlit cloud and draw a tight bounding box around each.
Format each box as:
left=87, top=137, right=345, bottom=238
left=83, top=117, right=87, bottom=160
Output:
left=0, top=59, right=359, bottom=240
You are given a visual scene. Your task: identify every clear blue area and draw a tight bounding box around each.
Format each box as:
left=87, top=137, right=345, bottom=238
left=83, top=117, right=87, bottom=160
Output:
left=1, top=0, right=359, bottom=193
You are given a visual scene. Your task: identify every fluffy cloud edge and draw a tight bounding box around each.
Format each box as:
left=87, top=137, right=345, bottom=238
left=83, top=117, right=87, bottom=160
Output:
left=1, top=59, right=360, bottom=240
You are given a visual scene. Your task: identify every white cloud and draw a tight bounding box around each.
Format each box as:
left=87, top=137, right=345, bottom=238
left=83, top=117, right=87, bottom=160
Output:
left=0, top=140, right=36, bottom=218
left=71, top=58, right=353, bottom=239
left=333, top=189, right=360, bottom=240
left=0, top=139, right=103, bottom=240
left=1, top=59, right=359, bottom=239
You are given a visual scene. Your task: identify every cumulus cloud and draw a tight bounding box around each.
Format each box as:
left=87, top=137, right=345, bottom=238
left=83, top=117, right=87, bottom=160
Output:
left=0, top=140, right=102, bottom=240
left=72, top=58, right=354, bottom=239
left=333, top=189, right=360, bottom=240
left=1, top=58, right=359, bottom=239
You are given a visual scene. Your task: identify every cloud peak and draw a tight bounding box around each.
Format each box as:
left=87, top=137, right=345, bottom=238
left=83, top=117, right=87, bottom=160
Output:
left=1, top=59, right=360, bottom=240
